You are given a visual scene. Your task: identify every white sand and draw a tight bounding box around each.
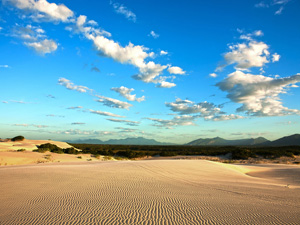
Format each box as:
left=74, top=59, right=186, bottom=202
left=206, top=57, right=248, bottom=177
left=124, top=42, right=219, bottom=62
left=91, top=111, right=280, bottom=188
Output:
left=0, top=160, right=299, bottom=224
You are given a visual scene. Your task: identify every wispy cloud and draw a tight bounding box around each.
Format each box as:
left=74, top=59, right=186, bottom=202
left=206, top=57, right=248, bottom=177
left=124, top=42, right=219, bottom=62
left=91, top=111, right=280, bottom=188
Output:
left=11, top=24, right=57, bottom=55
left=149, top=31, right=159, bottom=39
left=110, top=1, right=136, bottom=22
left=71, top=122, right=85, bottom=125
left=58, top=78, right=93, bottom=93
left=14, top=124, right=49, bottom=128
left=107, top=118, right=140, bottom=126
left=0, top=65, right=10, bottom=68
left=255, top=0, right=291, bottom=15
left=67, top=106, right=83, bottom=110
left=90, top=109, right=125, bottom=118
left=96, top=95, right=133, bottom=110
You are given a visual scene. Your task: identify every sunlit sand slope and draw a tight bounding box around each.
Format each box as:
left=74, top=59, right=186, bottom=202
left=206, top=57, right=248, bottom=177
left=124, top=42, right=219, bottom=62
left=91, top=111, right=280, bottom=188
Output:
left=0, top=160, right=299, bottom=224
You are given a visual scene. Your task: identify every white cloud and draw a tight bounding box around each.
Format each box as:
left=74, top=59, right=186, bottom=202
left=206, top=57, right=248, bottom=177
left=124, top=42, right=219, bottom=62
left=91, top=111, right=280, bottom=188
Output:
left=110, top=1, right=136, bottom=22
left=58, top=78, right=93, bottom=93
left=4, top=0, right=74, bottom=22
left=254, top=30, right=264, bottom=36
left=74, top=15, right=182, bottom=88
left=111, top=86, right=145, bottom=102
left=272, top=53, right=280, bottom=62
left=25, top=39, right=57, bottom=55
left=107, top=118, right=140, bottom=126
left=146, top=115, right=197, bottom=129
left=160, top=50, right=168, bottom=56
left=221, top=41, right=270, bottom=70
left=0, top=27, right=2, bottom=31
left=156, top=81, right=176, bottom=88
left=90, top=109, right=125, bottom=118
left=12, top=24, right=57, bottom=55
left=209, top=73, right=217, bottom=78
left=166, top=98, right=222, bottom=117
left=167, top=66, right=186, bottom=75
left=211, top=114, right=244, bottom=121
left=216, top=70, right=300, bottom=116
left=149, top=31, right=159, bottom=39
left=96, top=95, right=133, bottom=110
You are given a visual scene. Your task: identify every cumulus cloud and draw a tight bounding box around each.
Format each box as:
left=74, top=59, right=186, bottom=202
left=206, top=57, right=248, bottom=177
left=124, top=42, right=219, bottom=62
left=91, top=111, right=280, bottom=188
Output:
left=149, top=31, right=159, bottom=39
left=107, top=118, right=140, bottom=126
left=167, top=66, right=186, bottom=75
left=58, top=78, right=93, bottom=93
left=111, top=86, right=145, bottom=102
left=25, top=39, right=57, bottom=55
left=216, top=70, right=300, bottom=116
left=110, top=1, right=136, bottom=22
left=4, top=0, right=74, bottom=22
left=90, top=109, right=125, bottom=118
left=272, top=53, right=280, bottom=62
left=220, top=41, right=270, bottom=70
left=96, top=95, right=133, bottom=110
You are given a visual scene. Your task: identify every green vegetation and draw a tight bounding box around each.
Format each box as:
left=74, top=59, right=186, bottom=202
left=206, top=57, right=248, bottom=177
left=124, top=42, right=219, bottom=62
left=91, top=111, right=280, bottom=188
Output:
left=17, top=149, right=26, bottom=152
left=69, top=143, right=300, bottom=160
left=30, top=142, right=300, bottom=161
left=11, top=136, right=25, bottom=141
left=33, top=143, right=79, bottom=154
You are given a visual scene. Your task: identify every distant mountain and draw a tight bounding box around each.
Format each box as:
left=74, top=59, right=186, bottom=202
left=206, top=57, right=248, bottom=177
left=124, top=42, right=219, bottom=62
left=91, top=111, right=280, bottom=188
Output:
left=68, top=137, right=174, bottom=145
left=186, top=137, right=269, bottom=146
left=264, top=134, right=300, bottom=146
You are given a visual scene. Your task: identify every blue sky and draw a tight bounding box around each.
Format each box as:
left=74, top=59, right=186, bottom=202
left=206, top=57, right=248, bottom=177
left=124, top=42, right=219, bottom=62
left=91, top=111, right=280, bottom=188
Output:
left=0, top=0, right=299, bottom=144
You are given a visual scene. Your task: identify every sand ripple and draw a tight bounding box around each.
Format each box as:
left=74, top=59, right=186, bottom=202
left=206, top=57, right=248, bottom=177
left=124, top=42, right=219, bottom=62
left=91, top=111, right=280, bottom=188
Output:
left=0, top=160, right=299, bottom=224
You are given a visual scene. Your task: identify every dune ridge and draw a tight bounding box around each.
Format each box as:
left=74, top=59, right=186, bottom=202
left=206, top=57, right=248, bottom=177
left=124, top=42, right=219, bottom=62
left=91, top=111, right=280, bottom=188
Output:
left=1, top=160, right=299, bottom=224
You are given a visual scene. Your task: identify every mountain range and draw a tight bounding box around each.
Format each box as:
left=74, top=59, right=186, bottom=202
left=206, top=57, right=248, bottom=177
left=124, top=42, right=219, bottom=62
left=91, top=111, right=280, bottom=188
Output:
left=67, top=134, right=300, bottom=146
left=186, top=134, right=300, bottom=146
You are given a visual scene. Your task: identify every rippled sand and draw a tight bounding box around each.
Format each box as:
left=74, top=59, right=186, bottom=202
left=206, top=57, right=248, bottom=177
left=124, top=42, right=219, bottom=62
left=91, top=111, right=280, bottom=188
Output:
left=0, top=160, right=299, bottom=224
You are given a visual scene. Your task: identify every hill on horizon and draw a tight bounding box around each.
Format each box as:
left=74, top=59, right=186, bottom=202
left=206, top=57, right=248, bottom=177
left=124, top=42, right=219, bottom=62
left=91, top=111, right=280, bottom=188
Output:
left=186, top=137, right=269, bottom=146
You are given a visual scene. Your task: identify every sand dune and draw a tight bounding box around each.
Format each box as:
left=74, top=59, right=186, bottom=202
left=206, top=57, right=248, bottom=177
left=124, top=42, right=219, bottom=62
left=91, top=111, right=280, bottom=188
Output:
left=0, top=160, right=299, bottom=224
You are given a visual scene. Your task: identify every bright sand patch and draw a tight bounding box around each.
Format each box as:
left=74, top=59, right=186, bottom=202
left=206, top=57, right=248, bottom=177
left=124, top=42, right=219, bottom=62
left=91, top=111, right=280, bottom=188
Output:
left=0, top=151, right=95, bottom=166
left=0, top=160, right=299, bottom=224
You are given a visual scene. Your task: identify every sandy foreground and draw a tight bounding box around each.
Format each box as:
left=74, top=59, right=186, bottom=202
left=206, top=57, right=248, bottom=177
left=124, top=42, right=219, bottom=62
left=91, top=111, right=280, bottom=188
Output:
left=0, top=160, right=299, bottom=224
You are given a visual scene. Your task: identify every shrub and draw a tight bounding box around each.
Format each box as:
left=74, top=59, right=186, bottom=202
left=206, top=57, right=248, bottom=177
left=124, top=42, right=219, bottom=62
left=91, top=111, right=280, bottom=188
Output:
left=17, top=149, right=26, bottom=152
left=11, top=136, right=25, bottom=141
